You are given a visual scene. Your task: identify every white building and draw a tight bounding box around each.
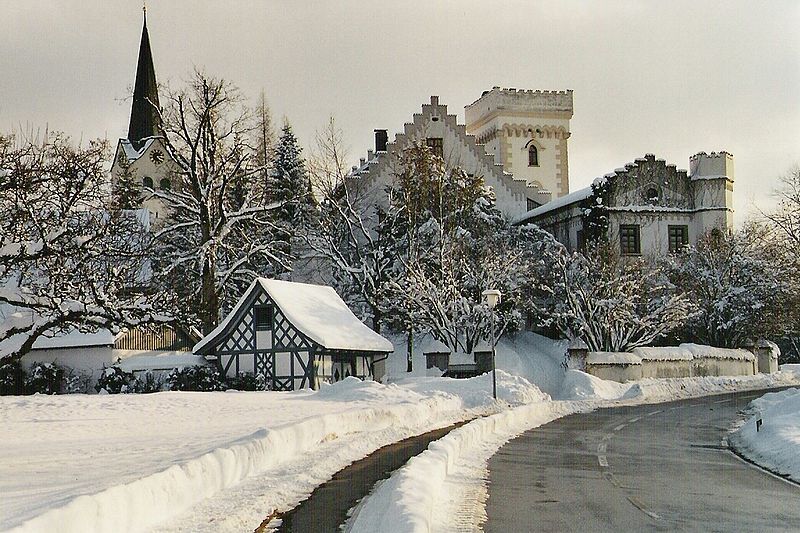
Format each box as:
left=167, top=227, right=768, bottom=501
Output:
left=347, top=94, right=565, bottom=220
left=515, top=151, right=735, bottom=256
left=465, top=87, right=574, bottom=198
left=193, top=278, right=393, bottom=390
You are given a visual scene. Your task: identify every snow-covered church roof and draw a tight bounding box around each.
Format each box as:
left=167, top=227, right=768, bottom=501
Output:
left=194, top=278, right=393, bottom=354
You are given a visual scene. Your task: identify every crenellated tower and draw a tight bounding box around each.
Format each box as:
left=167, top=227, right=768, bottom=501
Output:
left=465, top=87, right=573, bottom=198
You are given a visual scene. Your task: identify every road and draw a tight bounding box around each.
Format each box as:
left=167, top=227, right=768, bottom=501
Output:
left=484, top=389, right=800, bottom=532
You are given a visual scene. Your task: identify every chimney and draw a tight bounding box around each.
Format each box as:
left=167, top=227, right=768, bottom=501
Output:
left=374, top=129, right=388, bottom=152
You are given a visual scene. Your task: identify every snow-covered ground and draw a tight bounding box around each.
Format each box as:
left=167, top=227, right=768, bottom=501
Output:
left=349, top=363, right=800, bottom=533
left=729, top=369, right=800, bottom=483
left=2, top=333, right=799, bottom=533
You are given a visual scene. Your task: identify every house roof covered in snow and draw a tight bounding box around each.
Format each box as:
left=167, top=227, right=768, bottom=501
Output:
left=194, top=278, right=393, bottom=354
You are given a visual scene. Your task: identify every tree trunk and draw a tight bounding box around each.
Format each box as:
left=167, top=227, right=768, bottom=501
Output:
left=406, top=327, right=413, bottom=372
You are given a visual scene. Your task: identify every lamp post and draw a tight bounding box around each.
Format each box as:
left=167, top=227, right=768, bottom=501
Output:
left=482, top=289, right=501, bottom=400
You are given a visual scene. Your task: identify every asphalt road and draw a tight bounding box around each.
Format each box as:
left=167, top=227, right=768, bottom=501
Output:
left=484, top=389, right=800, bottom=532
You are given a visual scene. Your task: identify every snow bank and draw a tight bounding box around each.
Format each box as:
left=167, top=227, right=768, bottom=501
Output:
left=632, top=346, right=693, bottom=361
left=559, top=369, right=640, bottom=400
left=349, top=400, right=587, bottom=533
left=729, top=387, right=800, bottom=482
left=587, top=351, right=642, bottom=365
left=5, top=384, right=460, bottom=533
left=681, top=343, right=754, bottom=361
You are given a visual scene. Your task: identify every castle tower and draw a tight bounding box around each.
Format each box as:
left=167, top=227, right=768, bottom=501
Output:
left=465, top=87, right=573, bottom=198
left=127, top=8, right=160, bottom=150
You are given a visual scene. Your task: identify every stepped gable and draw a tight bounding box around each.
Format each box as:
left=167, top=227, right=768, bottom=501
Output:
left=348, top=96, right=551, bottom=213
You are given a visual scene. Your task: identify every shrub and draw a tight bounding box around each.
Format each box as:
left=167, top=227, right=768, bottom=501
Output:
left=134, top=371, right=164, bottom=393
left=225, top=372, right=269, bottom=391
left=63, top=368, right=93, bottom=394
left=166, top=365, right=225, bottom=392
left=96, top=364, right=138, bottom=394
left=0, top=359, right=27, bottom=395
left=25, top=362, right=65, bottom=394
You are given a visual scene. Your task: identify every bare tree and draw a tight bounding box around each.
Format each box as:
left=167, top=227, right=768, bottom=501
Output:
left=0, top=133, right=169, bottom=361
left=153, top=70, right=292, bottom=333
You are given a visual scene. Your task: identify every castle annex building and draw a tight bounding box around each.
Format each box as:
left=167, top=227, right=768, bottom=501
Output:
left=516, top=152, right=734, bottom=256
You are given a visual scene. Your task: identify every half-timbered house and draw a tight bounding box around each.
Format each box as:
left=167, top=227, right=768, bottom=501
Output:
left=193, top=278, right=393, bottom=391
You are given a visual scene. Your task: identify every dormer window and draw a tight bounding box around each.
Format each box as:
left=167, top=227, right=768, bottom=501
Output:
left=528, top=145, right=539, bottom=167
left=142, top=176, right=154, bottom=188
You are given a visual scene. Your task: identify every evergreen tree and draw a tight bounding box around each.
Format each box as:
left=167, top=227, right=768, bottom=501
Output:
left=112, top=164, right=141, bottom=211
left=273, top=120, right=315, bottom=222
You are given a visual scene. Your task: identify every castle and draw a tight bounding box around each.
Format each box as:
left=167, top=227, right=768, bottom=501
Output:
left=114, top=13, right=734, bottom=257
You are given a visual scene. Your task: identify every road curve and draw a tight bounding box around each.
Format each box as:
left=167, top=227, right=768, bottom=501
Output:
left=484, top=389, right=800, bottom=532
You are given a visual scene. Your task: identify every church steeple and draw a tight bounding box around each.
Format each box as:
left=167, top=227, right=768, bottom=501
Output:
left=127, top=8, right=160, bottom=150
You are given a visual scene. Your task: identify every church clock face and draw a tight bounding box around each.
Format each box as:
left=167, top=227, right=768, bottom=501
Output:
left=150, top=149, right=165, bottom=165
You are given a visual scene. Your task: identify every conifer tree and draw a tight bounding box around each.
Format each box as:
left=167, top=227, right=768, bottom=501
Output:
left=112, top=164, right=141, bottom=211
left=273, top=120, right=315, bottom=222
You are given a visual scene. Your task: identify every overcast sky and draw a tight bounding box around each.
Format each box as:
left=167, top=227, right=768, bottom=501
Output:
left=2, top=0, right=798, bottom=221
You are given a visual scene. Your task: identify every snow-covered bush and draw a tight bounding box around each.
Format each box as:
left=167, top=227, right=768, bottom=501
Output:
left=0, top=358, right=26, bottom=395
left=63, top=368, right=92, bottom=394
left=225, top=372, right=267, bottom=391
left=24, top=362, right=65, bottom=395
left=95, top=364, right=138, bottom=394
left=166, top=365, right=225, bottom=392
left=134, top=371, right=165, bottom=393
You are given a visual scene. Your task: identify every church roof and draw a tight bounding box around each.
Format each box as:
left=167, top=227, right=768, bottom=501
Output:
left=127, top=11, right=160, bottom=150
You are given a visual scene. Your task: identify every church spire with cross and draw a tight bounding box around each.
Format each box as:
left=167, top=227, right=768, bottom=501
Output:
left=127, top=5, right=160, bottom=150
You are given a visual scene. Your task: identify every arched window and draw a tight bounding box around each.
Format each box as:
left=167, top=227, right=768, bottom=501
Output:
left=142, top=176, right=153, bottom=188
left=528, top=145, right=539, bottom=167
left=159, top=178, right=171, bottom=191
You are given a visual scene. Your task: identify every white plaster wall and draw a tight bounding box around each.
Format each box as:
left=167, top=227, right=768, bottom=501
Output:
left=20, top=346, right=115, bottom=390
left=586, top=364, right=642, bottom=382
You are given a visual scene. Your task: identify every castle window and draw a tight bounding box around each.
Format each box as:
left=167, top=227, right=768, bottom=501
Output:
left=668, top=225, right=689, bottom=253
left=142, top=176, right=153, bottom=188
left=426, top=138, right=443, bottom=159
left=159, top=178, right=171, bottom=191
left=254, top=306, right=273, bottom=331
left=619, top=224, right=641, bottom=255
left=528, top=145, right=539, bottom=167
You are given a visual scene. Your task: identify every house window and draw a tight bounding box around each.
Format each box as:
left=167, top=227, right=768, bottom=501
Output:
left=254, top=306, right=273, bottom=331
left=142, top=176, right=153, bottom=188
left=425, top=137, right=443, bottom=158
left=668, top=225, right=689, bottom=253
left=528, top=145, right=539, bottom=167
left=159, top=178, right=171, bottom=191
left=646, top=187, right=659, bottom=203
left=619, top=224, right=641, bottom=255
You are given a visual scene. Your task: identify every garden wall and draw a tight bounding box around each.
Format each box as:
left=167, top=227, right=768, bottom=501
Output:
left=577, top=344, right=758, bottom=383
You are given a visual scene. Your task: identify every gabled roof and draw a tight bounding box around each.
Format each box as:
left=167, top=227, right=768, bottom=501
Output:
left=194, top=278, right=393, bottom=354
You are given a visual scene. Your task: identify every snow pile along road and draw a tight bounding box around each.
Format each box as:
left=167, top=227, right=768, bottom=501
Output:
left=348, top=399, right=589, bottom=533
left=0, top=374, right=545, bottom=533
left=351, top=366, right=800, bottom=533
left=729, top=383, right=800, bottom=483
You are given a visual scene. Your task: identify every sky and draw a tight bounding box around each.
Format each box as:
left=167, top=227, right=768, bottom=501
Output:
left=2, top=0, right=798, bottom=222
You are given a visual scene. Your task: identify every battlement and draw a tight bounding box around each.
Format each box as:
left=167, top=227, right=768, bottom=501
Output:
left=689, top=151, right=734, bottom=180
left=465, top=86, right=574, bottom=124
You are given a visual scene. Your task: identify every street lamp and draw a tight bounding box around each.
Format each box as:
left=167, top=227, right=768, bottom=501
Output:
left=482, top=289, right=501, bottom=400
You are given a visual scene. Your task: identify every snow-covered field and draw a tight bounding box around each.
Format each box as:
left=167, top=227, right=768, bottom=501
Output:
left=2, top=334, right=799, bottom=533
left=729, top=370, right=800, bottom=483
